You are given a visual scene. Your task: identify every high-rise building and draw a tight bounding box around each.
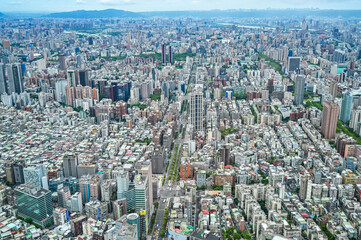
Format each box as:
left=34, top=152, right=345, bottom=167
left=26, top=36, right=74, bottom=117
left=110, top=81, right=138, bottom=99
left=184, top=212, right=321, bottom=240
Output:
left=113, top=198, right=127, bottom=220
left=0, top=63, right=7, bottom=94
left=138, top=163, right=153, bottom=211
left=63, top=154, right=78, bottom=178
left=23, top=165, right=47, bottom=188
left=266, top=79, right=274, bottom=94
left=180, top=164, right=194, bottom=179
left=85, top=200, right=109, bottom=220
left=169, top=46, right=173, bottom=64
left=287, top=57, right=301, bottom=73
left=162, top=44, right=166, bottom=64
left=141, top=81, right=151, bottom=100
left=5, top=165, right=15, bottom=185
left=330, top=81, right=338, bottom=98
left=134, top=174, right=149, bottom=234
left=15, top=184, right=53, bottom=227
left=6, top=161, right=25, bottom=185
left=6, top=63, right=23, bottom=94
left=332, top=49, right=346, bottom=63
left=196, top=170, right=207, bottom=188
left=130, top=87, right=140, bottom=103
left=78, top=70, right=89, bottom=87
left=65, top=86, right=75, bottom=106
left=88, top=37, right=94, bottom=45
left=116, top=168, right=129, bottom=194
left=190, top=87, right=204, bottom=131
left=67, top=69, right=79, bottom=87
left=76, top=55, right=83, bottom=68
left=339, top=91, right=353, bottom=123
left=68, top=192, right=83, bottom=213
left=349, top=106, right=361, bottom=132
left=59, top=54, right=66, bottom=70
left=57, top=186, right=71, bottom=208
left=114, top=101, right=127, bottom=120
left=299, top=173, right=311, bottom=201
left=294, top=75, right=305, bottom=106
left=100, top=179, right=113, bottom=202
left=2, top=40, right=10, bottom=50
left=70, top=215, right=87, bottom=236
left=53, top=207, right=69, bottom=226
left=55, top=79, right=68, bottom=103
left=151, top=148, right=165, bottom=174
left=113, top=214, right=139, bottom=240
left=330, top=63, right=338, bottom=77
left=321, top=100, right=340, bottom=139
left=13, top=161, right=25, bottom=184
left=116, top=168, right=135, bottom=210
left=79, top=175, right=101, bottom=203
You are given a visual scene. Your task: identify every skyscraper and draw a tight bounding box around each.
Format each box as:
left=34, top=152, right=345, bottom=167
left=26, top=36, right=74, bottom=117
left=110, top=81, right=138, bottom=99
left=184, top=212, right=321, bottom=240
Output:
left=190, top=87, right=204, bottom=131
left=330, top=81, right=338, bottom=98
left=151, top=148, right=164, bottom=174
left=161, top=44, right=166, bottom=64
left=100, top=180, right=113, bottom=202
left=294, top=75, right=305, bottom=106
left=0, top=63, right=7, bottom=94
left=321, top=100, right=340, bottom=139
left=59, top=54, right=66, bottom=70
left=6, top=63, right=24, bottom=94
left=116, top=168, right=135, bottom=211
left=63, top=154, right=78, bottom=178
left=13, top=161, right=25, bottom=184
left=57, top=186, right=71, bottom=208
left=68, top=192, right=83, bottom=212
left=339, top=91, right=353, bottom=123
left=15, top=184, right=54, bottom=228
left=67, top=69, right=79, bottom=87
left=299, top=173, right=311, bottom=201
left=78, top=70, right=89, bottom=87
left=65, top=86, right=75, bottom=106
left=141, top=81, right=151, bottom=100
left=134, top=174, right=149, bottom=234
left=55, top=79, right=68, bottom=103
left=138, top=163, right=153, bottom=212
left=287, top=57, right=301, bottom=73
left=349, top=106, right=361, bottom=132
left=79, top=175, right=101, bottom=203
left=23, top=165, right=47, bottom=188
left=88, top=37, right=94, bottom=45
left=169, top=46, right=173, bottom=64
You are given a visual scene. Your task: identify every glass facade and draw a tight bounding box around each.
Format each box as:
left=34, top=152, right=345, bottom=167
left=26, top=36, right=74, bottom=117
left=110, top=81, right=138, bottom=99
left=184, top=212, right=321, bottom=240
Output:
left=15, top=184, right=53, bottom=227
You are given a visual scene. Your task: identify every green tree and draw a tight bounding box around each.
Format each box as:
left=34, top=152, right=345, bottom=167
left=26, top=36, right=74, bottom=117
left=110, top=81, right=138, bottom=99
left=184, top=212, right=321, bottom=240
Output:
left=24, top=218, right=33, bottom=224
left=234, top=233, right=241, bottom=240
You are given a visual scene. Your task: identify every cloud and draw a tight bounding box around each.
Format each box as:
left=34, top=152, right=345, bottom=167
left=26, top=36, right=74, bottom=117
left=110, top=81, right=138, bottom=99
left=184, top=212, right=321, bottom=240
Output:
left=76, top=0, right=86, bottom=3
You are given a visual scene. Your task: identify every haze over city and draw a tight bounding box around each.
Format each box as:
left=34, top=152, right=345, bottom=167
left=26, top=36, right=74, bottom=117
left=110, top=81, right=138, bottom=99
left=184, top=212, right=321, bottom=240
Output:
left=2, top=0, right=361, bottom=12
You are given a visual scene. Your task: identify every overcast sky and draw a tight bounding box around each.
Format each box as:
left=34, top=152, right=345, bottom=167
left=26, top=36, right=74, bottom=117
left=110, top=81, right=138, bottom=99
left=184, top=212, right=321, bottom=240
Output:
left=2, top=0, right=361, bottom=12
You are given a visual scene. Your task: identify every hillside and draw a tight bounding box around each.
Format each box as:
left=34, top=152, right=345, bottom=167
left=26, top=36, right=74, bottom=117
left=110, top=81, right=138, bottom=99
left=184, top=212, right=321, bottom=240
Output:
left=44, top=9, right=138, bottom=18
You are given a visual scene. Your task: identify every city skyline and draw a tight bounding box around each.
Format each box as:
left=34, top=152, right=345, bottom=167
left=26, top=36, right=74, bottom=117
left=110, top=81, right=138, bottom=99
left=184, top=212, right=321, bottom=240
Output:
left=2, top=0, right=361, bottom=13
left=2, top=1, right=361, bottom=239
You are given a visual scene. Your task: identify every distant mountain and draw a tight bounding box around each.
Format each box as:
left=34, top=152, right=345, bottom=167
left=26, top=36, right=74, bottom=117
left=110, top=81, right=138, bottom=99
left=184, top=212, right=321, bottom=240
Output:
left=43, top=9, right=361, bottom=19
left=44, top=9, right=138, bottom=18
left=140, top=9, right=361, bottom=19
left=0, top=12, right=5, bottom=17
